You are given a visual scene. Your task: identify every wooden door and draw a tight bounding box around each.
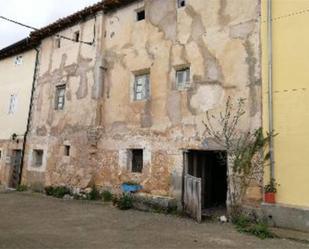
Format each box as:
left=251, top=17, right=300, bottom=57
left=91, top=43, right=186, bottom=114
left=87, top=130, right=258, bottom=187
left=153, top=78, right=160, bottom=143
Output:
left=10, top=150, right=22, bottom=189
left=184, top=174, right=202, bottom=223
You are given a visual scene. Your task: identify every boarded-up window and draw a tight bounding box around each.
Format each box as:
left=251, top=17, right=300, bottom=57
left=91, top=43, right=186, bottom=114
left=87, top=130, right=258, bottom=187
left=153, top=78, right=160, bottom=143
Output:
left=134, top=74, right=150, bottom=101
left=8, top=94, right=17, bottom=114
left=131, top=149, right=143, bottom=173
left=176, top=67, right=190, bottom=89
left=55, top=85, right=66, bottom=110
left=33, top=150, right=43, bottom=167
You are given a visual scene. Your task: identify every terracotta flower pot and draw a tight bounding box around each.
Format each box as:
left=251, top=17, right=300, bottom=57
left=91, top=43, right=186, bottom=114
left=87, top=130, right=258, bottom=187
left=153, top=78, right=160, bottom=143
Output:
left=265, top=192, right=276, bottom=204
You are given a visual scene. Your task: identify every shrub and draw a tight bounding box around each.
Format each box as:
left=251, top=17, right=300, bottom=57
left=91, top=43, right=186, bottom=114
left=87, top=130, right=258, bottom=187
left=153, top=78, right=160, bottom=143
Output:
left=233, top=214, right=274, bottom=239
left=16, top=185, right=28, bottom=192
left=101, top=190, right=113, bottom=202
left=87, top=185, right=101, bottom=201
left=114, top=193, right=133, bottom=210
left=45, top=186, right=71, bottom=198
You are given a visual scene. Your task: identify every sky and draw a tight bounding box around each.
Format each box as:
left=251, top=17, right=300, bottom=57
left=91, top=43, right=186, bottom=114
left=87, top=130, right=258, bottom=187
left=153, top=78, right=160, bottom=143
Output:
left=0, top=0, right=100, bottom=49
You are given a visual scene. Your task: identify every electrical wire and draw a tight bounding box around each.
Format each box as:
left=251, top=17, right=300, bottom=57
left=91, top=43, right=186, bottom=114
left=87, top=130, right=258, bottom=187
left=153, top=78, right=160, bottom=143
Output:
left=0, top=15, right=94, bottom=46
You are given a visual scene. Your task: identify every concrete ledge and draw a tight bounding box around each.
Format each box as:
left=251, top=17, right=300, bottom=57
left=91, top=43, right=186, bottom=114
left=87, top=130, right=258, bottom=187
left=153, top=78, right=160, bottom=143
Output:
left=132, top=193, right=178, bottom=213
left=262, top=203, right=309, bottom=232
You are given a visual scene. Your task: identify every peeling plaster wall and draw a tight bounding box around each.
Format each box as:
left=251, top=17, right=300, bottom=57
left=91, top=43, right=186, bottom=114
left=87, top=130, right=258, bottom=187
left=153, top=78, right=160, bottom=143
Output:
left=23, top=0, right=261, bottom=204
left=23, top=13, right=105, bottom=187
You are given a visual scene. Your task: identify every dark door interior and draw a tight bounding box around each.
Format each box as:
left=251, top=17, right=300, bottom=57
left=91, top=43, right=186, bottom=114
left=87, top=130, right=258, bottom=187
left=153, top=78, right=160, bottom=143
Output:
left=10, top=150, right=22, bottom=189
left=187, top=150, right=227, bottom=209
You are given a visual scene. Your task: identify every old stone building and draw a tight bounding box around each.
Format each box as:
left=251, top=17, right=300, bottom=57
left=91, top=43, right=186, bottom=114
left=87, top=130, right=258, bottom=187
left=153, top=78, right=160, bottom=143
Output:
left=1, top=0, right=262, bottom=213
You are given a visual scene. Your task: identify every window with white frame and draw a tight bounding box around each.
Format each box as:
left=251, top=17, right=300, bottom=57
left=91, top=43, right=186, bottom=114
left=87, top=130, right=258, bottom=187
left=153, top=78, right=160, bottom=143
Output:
left=134, top=73, right=150, bottom=101
left=176, top=67, right=190, bottom=89
left=177, top=0, right=186, bottom=8
left=8, top=94, right=17, bottom=114
left=33, top=150, right=44, bottom=167
left=14, top=55, right=23, bottom=65
left=55, top=85, right=66, bottom=110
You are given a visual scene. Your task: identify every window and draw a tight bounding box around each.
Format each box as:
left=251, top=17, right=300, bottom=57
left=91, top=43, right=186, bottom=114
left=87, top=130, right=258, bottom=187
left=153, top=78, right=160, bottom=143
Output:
left=55, top=37, right=61, bottom=48
left=14, top=55, right=23, bottom=65
left=64, top=145, right=70, bottom=156
left=134, top=73, right=150, bottom=101
left=131, top=149, right=143, bottom=173
left=55, top=85, right=66, bottom=110
left=136, top=9, right=145, bottom=21
left=8, top=94, right=17, bottom=114
left=74, top=31, right=80, bottom=42
left=177, top=0, right=186, bottom=8
left=33, top=150, right=44, bottom=167
left=0, top=150, right=2, bottom=160
left=176, top=67, right=190, bottom=89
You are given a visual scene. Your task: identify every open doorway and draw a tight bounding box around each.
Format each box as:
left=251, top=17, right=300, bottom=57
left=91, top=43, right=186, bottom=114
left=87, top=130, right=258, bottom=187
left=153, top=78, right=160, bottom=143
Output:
left=186, top=150, right=227, bottom=216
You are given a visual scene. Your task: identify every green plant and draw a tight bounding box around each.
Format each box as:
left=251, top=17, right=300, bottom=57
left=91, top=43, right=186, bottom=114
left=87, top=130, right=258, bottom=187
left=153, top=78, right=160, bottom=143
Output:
left=114, top=193, right=133, bottom=210
left=203, top=97, right=275, bottom=214
left=87, top=185, right=101, bottom=201
left=233, top=215, right=274, bottom=239
left=16, top=185, right=28, bottom=192
left=101, top=190, right=113, bottom=202
left=264, top=178, right=277, bottom=193
left=44, top=186, right=71, bottom=198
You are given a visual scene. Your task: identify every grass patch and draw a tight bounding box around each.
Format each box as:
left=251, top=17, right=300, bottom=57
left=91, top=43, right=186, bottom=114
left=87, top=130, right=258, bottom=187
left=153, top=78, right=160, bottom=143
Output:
left=233, top=215, right=274, bottom=239
left=101, top=190, right=113, bottom=202
left=45, top=186, right=72, bottom=198
left=16, top=185, right=28, bottom=192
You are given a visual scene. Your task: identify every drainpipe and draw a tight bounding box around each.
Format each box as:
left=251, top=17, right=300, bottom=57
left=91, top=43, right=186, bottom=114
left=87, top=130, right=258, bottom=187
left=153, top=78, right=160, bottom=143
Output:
left=267, top=0, right=275, bottom=179
left=19, top=47, right=40, bottom=185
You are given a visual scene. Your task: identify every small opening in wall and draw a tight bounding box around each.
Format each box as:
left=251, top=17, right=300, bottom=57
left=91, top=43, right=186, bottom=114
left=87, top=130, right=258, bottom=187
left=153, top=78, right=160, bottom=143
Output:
left=177, top=0, right=186, bottom=8
left=131, top=149, right=143, bottom=173
left=55, top=37, right=61, bottom=48
left=14, top=55, right=23, bottom=65
left=64, top=145, right=71, bottom=156
left=136, top=9, right=145, bottom=21
left=33, top=150, right=44, bottom=167
left=74, top=31, right=80, bottom=42
left=0, top=150, right=2, bottom=160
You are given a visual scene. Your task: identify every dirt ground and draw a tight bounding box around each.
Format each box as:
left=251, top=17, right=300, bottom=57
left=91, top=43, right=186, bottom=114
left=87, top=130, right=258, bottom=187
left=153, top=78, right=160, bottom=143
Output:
left=0, top=192, right=308, bottom=249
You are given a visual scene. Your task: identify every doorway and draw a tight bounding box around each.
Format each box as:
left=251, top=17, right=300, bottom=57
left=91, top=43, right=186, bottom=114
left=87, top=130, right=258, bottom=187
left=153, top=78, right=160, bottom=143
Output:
left=186, top=150, right=227, bottom=212
left=9, top=150, right=22, bottom=189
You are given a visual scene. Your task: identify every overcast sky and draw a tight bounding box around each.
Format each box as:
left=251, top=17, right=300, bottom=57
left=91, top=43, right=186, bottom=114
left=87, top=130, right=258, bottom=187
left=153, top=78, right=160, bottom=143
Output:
left=0, top=0, right=100, bottom=49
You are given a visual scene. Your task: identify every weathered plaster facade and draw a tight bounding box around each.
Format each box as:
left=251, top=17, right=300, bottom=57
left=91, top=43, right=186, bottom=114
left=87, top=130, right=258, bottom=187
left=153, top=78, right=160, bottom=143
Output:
left=23, top=0, right=262, bottom=204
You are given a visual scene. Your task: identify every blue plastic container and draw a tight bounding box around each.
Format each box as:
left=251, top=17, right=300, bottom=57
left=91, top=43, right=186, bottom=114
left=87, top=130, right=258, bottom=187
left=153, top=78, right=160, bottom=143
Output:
left=121, top=184, right=142, bottom=193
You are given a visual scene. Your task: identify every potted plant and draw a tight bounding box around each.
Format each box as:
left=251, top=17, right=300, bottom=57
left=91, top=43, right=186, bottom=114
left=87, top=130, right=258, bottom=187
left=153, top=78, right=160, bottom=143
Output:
left=264, top=178, right=277, bottom=204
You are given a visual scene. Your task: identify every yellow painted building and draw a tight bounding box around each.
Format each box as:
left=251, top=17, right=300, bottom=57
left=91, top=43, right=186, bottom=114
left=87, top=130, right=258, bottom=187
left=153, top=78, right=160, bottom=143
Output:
left=262, top=0, right=309, bottom=231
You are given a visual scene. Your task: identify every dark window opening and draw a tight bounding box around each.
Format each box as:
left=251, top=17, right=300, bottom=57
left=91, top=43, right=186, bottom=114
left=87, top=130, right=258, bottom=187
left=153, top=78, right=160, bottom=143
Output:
left=55, top=37, right=61, bottom=48
left=131, top=149, right=143, bottom=173
left=177, top=0, right=186, bottom=8
left=33, top=150, right=44, bottom=167
left=0, top=150, right=2, bottom=159
left=74, top=31, right=80, bottom=42
left=64, top=145, right=70, bottom=156
left=136, top=9, right=145, bottom=21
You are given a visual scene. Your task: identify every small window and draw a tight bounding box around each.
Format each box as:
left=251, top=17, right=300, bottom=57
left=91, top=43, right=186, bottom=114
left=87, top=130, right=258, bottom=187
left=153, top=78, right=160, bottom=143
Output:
left=64, top=145, right=70, bottom=156
left=177, top=0, right=186, bottom=8
left=136, top=9, right=145, bottom=21
left=33, top=150, right=44, bottom=167
left=134, top=73, right=150, bottom=101
left=176, top=67, right=190, bottom=89
left=55, top=37, right=61, bottom=48
left=0, top=150, right=2, bottom=160
left=8, top=94, right=17, bottom=114
left=131, top=149, right=143, bottom=173
left=74, top=31, right=80, bottom=42
left=14, top=55, right=23, bottom=65
left=55, top=85, right=66, bottom=110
